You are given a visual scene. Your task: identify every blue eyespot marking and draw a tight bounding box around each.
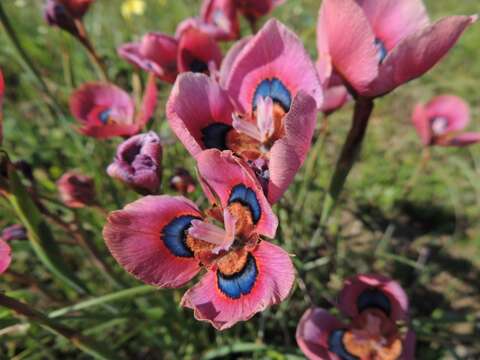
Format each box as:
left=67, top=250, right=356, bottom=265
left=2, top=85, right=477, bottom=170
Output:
left=99, top=109, right=112, bottom=124
left=201, top=123, right=233, bottom=150
left=253, top=78, right=292, bottom=112
left=217, top=254, right=258, bottom=299
left=190, top=59, right=209, bottom=74
left=162, top=215, right=200, bottom=258
left=228, top=184, right=261, bottom=224
left=328, top=330, right=359, bottom=360
left=357, top=289, right=391, bottom=316
left=374, top=38, right=388, bottom=64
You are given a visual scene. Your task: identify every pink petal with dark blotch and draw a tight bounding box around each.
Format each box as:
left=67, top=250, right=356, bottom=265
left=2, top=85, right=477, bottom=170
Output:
left=296, top=308, right=344, bottom=360
left=200, top=0, right=240, bottom=41
left=166, top=73, right=234, bottom=157
left=267, top=92, right=317, bottom=203
left=356, top=0, right=429, bottom=51
left=219, top=36, right=251, bottom=87
left=196, top=149, right=278, bottom=238
left=424, top=95, right=470, bottom=133
left=180, top=241, right=294, bottom=330
left=0, top=238, right=12, bottom=274
left=339, top=273, right=409, bottom=322
left=318, top=0, right=378, bottom=95
left=367, top=15, right=477, bottom=97
left=103, top=195, right=202, bottom=288
left=449, top=132, right=480, bottom=147
left=226, top=19, right=323, bottom=112
left=177, top=26, right=222, bottom=74
left=411, top=103, right=432, bottom=146
left=135, top=73, right=158, bottom=127
left=117, top=33, right=178, bottom=83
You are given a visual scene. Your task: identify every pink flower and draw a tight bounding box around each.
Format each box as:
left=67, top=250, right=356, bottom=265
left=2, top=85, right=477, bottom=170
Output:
left=118, top=33, right=178, bottom=83
left=107, top=132, right=163, bottom=194
left=235, top=0, right=284, bottom=25
left=200, top=0, right=240, bottom=41
left=169, top=168, right=196, bottom=195
left=317, top=0, right=477, bottom=98
left=44, top=0, right=94, bottom=36
left=0, top=225, right=27, bottom=275
left=167, top=20, right=322, bottom=203
left=412, top=95, right=480, bottom=147
left=69, top=75, right=157, bottom=138
left=103, top=149, right=294, bottom=330
left=57, top=0, right=94, bottom=18
left=57, top=171, right=96, bottom=208
left=296, top=274, right=415, bottom=360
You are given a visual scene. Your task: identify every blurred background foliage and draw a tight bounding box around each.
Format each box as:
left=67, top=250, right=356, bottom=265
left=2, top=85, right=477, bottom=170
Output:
left=0, top=0, right=480, bottom=359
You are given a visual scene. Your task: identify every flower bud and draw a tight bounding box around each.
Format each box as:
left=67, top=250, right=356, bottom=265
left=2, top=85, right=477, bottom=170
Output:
left=57, top=171, right=96, bottom=208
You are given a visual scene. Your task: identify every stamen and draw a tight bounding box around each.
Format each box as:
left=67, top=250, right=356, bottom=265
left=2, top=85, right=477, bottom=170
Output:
left=256, top=97, right=275, bottom=143
left=232, top=113, right=263, bottom=142
left=431, top=116, right=449, bottom=136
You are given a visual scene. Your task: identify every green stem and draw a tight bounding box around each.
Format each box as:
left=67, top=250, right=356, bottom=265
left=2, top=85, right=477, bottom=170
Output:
left=320, top=97, right=374, bottom=226
left=0, top=293, right=116, bottom=360
left=49, top=285, right=155, bottom=318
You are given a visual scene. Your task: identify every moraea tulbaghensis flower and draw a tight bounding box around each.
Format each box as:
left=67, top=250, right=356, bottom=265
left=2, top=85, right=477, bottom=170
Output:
left=44, top=0, right=94, bottom=36
left=317, top=0, right=477, bottom=98
left=297, top=274, right=415, bottom=360
left=170, top=168, right=196, bottom=195
left=167, top=20, right=322, bottom=203
left=235, top=0, right=284, bottom=26
left=103, top=149, right=294, bottom=330
left=200, top=0, right=240, bottom=41
left=107, top=131, right=162, bottom=194
left=57, top=171, right=96, bottom=208
left=1, top=224, right=27, bottom=243
left=69, top=75, right=157, bottom=138
left=118, top=32, right=178, bottom=83
left=412, top=95, right=480, bottom=147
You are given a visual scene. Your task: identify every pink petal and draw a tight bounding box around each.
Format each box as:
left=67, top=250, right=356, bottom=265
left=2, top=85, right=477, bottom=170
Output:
left=321, top=84, right=350, bottom=114
left=424, top=95, right=470, bottom=133
left=200, top=0, right=240, bottom=41
left=117, top=32, right=178, bottom=83
left=448, top=132, right=480, bottom=147
left=267, top=91, right=317, bottom=203
left=226, top=19, right=323, bottom=112
left=103, top=195, right=202, bottom=288
left=368, top=15, right=477, bottom=97
left=135, top=73, right=158, bottom=128
left=0, top=238, right=12, bottom=274
left=318, top=0, right=378, bottom=94
left=339, top=274, right=409, bottom=322
left=196, top=149, right=278, bottom=238
left=403, top=330, right=416, bottom=360
left=411, top=103, right=432, bottom=146
left=177, top=26, right=222, bottom=74
left=219, top=36, right=251, bottom=87
left=296, top=308, right=344, bottom=360
left=357, top=0, right=429, bottom=51
left=166, top=73, right=235, bottom=157
left=181, top=241, right=294, bottom=330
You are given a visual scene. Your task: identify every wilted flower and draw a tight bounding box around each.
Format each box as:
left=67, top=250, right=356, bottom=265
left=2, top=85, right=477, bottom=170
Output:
left=57, top=171, right=96, bottom=208
left=200, top=0, right=240, bottom=41
left=107, top=132, right=162, bottom=194
left=296, top=274, right=415, bottom=360
left=412, top=95, right=480, bottom=147
left=169, top=168, right=196, bottom=194
left=317, top=0, right=477, bottom=98
left=118, top=32, right=178, bottom=83
left=69, top=75, right=157, bottom=138
left=103, top=149, right=294, bottom=330
left=167, top=20, right=322, bottom=203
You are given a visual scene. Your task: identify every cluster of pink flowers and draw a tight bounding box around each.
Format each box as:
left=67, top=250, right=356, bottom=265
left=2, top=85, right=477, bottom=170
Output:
left=1, top=0, right=478, bottom=357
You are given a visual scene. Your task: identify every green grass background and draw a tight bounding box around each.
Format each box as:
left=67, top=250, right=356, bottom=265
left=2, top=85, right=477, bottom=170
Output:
left=1, top=0, right=479, bottom=358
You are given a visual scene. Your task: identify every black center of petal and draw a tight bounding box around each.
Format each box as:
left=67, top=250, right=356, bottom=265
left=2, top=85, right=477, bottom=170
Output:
left=201, top=123, right=233, bottom=150
left=228, top=184, right=261, bottom=224
left=357, top=289, right=392, bottom=316
left=328, top=330, right=360, bottom=360
left=217, top=254, right=258, bottom=299
left=189, top=59, right=209, bottom=73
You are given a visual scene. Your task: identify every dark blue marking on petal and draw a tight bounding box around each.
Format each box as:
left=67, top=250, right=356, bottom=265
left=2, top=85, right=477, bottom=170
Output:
left=99, top=109, right=111, bottom=124
left=253, top=78, right=292, bottom=112
left=374, top=38, right=388, bottom=64
left=357, top=289, right=391, bottom=316
left=162, top=215, right=200, bottom=258
left=189, top=59, right=209, bottom=73
left=228, top=184, right=261, bottom=224
left=201, top=123, right=233, bottom=150
left=217, top=254, right=258, bottom=299
left=328, top=329, right=360, bottom=360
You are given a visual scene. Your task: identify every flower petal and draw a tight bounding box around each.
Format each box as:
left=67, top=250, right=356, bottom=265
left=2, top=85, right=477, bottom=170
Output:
left=226, top=19, right=323, bottom=112
left=135, top=73, right=158, bottom=127
left=166, top=73, right=235, bottom=157
left=296, top=308, right=345, bottom=360
left=402, top=330, right=416, bottom=360
left=196, top=149, right=278, bottom=238
left=181, top=241, right=294, bottom=330
left=449, top=132, right=480, bottom=147
left=357, top=0, right=429, bottom=51
left=103, top=195, right=202, bottom=288
left=219, top=36, right=251, bottom=87
left=318, top=0, right=378, bottom=94
left=368, top=15, right=477, bottom=97
left=200, top=0, right=240, bottom=41
left=339, top=274, right=409, bottom=322
left=411, top=103, right=432, bottom=146
left=0, top=238, right=12, bottom=274
left=423, top=95, right=470, bottom=133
